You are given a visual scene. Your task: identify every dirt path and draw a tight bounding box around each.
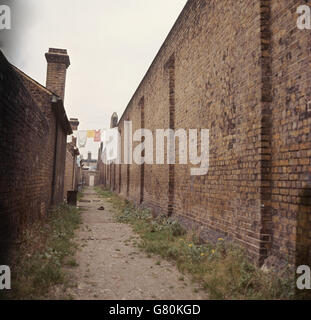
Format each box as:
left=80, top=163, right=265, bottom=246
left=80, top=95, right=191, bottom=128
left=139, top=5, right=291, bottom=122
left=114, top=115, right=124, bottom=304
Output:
left=67, top=187, right=208, bottom=300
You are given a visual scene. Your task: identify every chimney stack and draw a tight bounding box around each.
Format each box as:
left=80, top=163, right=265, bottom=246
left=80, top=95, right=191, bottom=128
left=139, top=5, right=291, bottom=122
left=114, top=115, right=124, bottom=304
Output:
left=110, top=112, right=118, bottom=128
left=88, top=152, right=92, bottom=162
left=69, top=118, right=79, bottom=131
left=69, top=118, right=79, bottom=146
left=45, top=48, right=70, bottom=101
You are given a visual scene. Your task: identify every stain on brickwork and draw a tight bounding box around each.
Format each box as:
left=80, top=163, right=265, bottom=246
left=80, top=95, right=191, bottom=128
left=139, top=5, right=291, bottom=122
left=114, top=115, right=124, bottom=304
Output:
left=296, top=182, right=311, bottom=266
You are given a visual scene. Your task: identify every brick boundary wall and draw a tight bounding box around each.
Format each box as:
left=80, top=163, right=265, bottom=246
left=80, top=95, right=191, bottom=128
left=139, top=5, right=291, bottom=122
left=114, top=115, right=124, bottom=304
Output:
left=0, top=50, right=71, bottom=263
left=0, top=52, right=50, bottom=262
left=99, top=0, right=311, bottom=267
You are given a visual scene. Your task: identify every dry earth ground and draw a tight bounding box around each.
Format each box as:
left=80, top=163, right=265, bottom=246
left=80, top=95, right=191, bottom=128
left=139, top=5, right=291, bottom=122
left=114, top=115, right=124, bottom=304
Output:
left=64, top=187, right=207, bottom=300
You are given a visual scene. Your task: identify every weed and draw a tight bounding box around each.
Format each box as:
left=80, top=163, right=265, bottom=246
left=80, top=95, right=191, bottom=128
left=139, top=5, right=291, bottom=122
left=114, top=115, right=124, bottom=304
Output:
left=66, top=258, right=79, bottom=268
left=3, top=204, right=81, bottom=300
left=95, top=186, right=296, bottom=300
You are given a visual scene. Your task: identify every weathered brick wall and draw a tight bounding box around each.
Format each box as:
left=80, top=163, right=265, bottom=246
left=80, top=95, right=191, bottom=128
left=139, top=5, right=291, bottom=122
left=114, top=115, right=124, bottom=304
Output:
left=64, top=146, right=74, bottom=199
left=0, top=52, right=49, bottom=262
left=15, top=69, right=57, bottom=207
left=171, top=0, right=265, bottom=262
left=119, top=118, right=128, bottom=197
left=127, top=104, right=143, bottom=204
left=0, top=51, right=70, bottom=263
left=99, top=0, right=311, bottom=266
left=269, top=0, right=311, bottom=265
left=16, top=68, right=68, bottom=206
left=53, top=122, right=67, bottom=203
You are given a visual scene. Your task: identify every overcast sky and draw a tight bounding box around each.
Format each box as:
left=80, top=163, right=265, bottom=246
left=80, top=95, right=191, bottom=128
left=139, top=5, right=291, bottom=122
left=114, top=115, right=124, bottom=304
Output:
left=6, top=0, right=187, bottom=158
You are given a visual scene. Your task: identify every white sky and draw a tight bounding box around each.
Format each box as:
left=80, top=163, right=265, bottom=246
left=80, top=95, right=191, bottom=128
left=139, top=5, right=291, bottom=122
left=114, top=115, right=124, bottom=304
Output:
left=8, top=0, right=187, bottom=158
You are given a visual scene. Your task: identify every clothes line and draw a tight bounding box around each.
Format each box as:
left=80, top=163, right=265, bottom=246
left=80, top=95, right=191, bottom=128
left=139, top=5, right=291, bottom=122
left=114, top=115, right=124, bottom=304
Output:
left=69, top=129, right=107, bottom=149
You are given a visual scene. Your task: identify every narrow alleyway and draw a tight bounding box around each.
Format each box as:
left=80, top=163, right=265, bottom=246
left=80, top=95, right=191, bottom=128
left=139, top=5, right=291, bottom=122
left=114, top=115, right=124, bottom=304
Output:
left=67, top=187, right=207, bottom=300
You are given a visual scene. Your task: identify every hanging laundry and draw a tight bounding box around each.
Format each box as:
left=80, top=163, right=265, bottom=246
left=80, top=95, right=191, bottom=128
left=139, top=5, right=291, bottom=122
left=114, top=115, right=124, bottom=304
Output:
left=78, top=130, right=87, bottom=148
left=94, top=130, right=101, bottom=142
left=100, top=129, right=107, bottom=142
left=87, top=130, right=95, bottom=138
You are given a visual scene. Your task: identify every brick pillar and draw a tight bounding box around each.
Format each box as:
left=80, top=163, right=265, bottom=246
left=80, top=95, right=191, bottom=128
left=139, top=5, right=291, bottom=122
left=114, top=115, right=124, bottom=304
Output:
left=45, top=48, right=70, bottom=101
left=69, top=118, right=79, bottom=131
left=139, top=97, right=145, bottom=204
left=165, top=55, right=175, bottom=217
left=259, top=0, right=273, bottom=266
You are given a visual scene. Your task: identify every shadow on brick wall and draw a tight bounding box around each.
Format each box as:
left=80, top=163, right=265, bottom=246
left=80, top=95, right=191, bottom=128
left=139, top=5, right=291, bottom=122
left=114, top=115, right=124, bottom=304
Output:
left=296, top=184, right=311, bottom=267
left=296, top=184, right=311, bottom=298
left=0, top=204, right=13, bottom=265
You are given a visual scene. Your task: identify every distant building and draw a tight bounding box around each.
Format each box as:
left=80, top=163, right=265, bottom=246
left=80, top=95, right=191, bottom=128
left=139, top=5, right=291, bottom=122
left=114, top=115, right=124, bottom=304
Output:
left=81, top=152, right=99, bottom=187
left=82, top=152, right=98, bottom=171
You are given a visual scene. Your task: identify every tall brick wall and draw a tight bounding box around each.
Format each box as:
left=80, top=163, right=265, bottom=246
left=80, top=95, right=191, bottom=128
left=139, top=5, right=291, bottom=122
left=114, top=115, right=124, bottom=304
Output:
left=16, top=68, right=69, bottom=206
left=0, top=50, right=71, bottom=263
left=0, top=52, right=49, bottom=262
left=15, top=71, right=57, bottom=207
left=269, top=0, right=311, bottom=265
left=99, top=0, right=311, bottom=266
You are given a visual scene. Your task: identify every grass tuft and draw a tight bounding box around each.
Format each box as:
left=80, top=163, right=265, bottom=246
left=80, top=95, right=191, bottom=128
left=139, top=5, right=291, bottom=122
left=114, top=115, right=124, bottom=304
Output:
left=2, top=204, right=82, bottom=300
